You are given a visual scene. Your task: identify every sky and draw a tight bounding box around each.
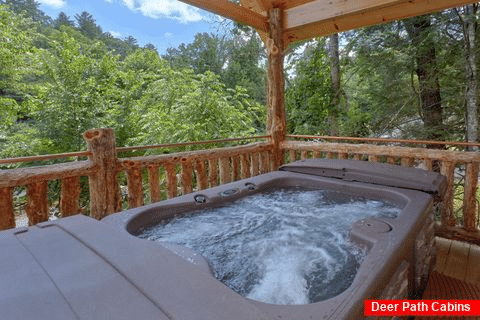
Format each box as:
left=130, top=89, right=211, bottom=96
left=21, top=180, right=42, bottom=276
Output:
left=37, top=0, right=228, bottom=54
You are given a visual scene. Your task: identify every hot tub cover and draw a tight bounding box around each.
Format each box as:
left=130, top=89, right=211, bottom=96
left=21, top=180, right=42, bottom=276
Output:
left=0, top=215, right=271, bottom=320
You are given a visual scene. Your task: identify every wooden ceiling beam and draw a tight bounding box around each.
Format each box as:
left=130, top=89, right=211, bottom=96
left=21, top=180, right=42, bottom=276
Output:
left=177, top=0, right=269, bottom=32
left=284, top=0, right=480, bottom=45
left=286, top=0, right=409, bottom=29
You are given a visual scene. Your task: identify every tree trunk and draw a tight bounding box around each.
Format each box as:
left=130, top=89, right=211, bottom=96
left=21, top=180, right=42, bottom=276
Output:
left=463, top=4, right=478, bottom=150
left=404, top=15, right=443, bottom=147
left=328, top=34, right=341, bottom=107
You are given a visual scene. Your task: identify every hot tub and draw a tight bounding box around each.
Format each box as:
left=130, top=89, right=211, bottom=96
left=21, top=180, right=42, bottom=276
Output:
left=0, top=159, right=446, bottom=319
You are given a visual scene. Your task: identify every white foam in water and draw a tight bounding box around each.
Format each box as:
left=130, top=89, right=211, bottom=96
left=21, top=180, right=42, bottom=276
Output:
left=139, top=187, right=401, bottom=305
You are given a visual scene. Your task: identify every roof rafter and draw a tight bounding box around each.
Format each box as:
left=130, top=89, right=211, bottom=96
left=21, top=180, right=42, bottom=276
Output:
left=284, top=0, right=480, bottom=45
left=177, top=0, right=269, bottom=32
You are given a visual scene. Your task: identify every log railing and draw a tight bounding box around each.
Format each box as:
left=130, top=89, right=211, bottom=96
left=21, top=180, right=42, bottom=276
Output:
left=1, top=129, right=479, bottom=245
left=0, top=129, right=274, bottom=229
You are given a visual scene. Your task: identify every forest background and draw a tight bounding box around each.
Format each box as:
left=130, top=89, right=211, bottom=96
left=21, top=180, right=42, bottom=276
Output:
left=2, top=0, right=480, bottom=163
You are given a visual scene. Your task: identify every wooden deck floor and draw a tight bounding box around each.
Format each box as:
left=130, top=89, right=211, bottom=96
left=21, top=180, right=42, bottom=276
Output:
left=434, top=237, right=480, bottom=286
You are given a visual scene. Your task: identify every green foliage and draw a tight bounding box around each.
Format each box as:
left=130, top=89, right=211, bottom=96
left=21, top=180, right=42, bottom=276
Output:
left=286, top=39, right=336, bottom=135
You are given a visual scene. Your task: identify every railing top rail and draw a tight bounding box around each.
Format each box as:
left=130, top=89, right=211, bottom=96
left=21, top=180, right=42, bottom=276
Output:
left=0, top=151, right=92, bottom=165
left=286, top=134, right=480, bottom=148
left=116, top=135, right=272, bottom=153
left=0, top=136, right=272, bottom=165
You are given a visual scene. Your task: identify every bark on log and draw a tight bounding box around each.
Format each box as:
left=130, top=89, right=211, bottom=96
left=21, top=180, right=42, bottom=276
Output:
left=0, top=187, right=15, bottom=230
left=267, top=8, right=286, bottom=169
left=25, top=182, right=49, bottom=226
left=368, top=155, right=379, bottom=162
left=463, top=162, right=479, bottom=232
left=300, top=150, right=309, bottom=160
left=313, top=150, right=322, bottom=158
left=60, top=176, right=81, bottom=217
left=83, top=128, right=121, bottom=219
left=338, top=152, right=348, bottom=160
left=401, top=157, right=414, bottom=167
left=260, top=152, right=269, bottom=174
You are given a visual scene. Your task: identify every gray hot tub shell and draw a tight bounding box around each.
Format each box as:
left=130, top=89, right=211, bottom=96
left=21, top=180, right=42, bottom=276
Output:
left=0, top=159, right=446, bottom=319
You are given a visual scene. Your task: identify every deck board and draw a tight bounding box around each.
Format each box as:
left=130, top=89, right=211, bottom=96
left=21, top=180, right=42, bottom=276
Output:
left=434, top=237, right=480, bottom=286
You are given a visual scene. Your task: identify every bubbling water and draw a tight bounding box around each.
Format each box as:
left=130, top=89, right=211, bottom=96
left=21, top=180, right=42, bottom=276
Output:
left=139, top=187, right=401, bottom=305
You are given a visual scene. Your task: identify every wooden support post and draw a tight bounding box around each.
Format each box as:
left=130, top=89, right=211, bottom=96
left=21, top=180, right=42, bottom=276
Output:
left=313, top=150, right=322, bottom=158
left=267, top=8, right=286, bottom=170
left=25, top=181, right=49, bottom=225
left=181, top=159, right=193, bottom=194
left=83, top=128, right=121, bottom=219
left=326, top=152, right=334, bottom=159
left=0, top=187, right=15, bottom=230
left=300, top=150, right=309, bottom=160
left=60, top=176, right=81, bottom=217
left=440, top=161, right=456, bottom=227
left=368, top=155, right=379, bottom=162
left=387, top=156, right=396, bottom=165
left=463, top=162, right=479, bottom=232
left=353, top=154, right=362, bottom=161
left=147, top=165, right=161, bottom=203
left=126, top=166, right=144, bottom=208
left=339, top=152, right=348, bottom=160
left=260, top=152, right=269, bottom=173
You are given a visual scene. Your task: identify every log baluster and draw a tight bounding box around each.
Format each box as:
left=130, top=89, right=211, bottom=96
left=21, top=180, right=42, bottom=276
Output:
left=387, top=156, right=396, bottom=165
left=0, top=187, right=15, bottom=230
left=368, top=155, right=379, bottom=162
left=208, top=159, right=218, bottom=187
left=300, top=150, right=309, bottom=160
left=60, top=176, right=81, bottom=217
left=195, top=160, right=208, bottom=190
left=240, top=154, right=251, bottom=179
left=126, top=164, right=143, bottom=208
left=289, top=149, right=297, bottom=162
left=219, top=157, right=231, bottom=184
left=232, top=156, right=240, bottom=181
left=423, top=159, right=433, bottom=171
left=463, top=162, right=479, bottom=232
left=25, top=181, right=49, bottom=225
left=147, top=165, right=161, bottom=203
left=326, top=152, right=334, bottom=159
left=164, top=163, right=177, bottom=199
left=181, top=158, right=193, bottom=194
left=260, top=152, right=269, bottom=173
left=440, top=161, right=456, bottom=227
left=353, top=154, right=362, bottom=161
left=338, top=152, right=348, bottom=160
left=251, top=152, right=260, bottom=176
left=313, top=150, right=321, bottom=158
left=401, top=157, right=414, bottom=167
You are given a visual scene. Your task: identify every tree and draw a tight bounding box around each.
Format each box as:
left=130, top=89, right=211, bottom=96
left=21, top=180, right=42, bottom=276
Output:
left=404, top=15, right=444, bottom=143
left=163, top=33, right=231, bottom=75
left=285, top=39, right=336, bottom=135
left=54, top=11, right=74, bottom=29
left=458, top=5, right=479, bottom=148
left=75, top=11, right=102, bottom=38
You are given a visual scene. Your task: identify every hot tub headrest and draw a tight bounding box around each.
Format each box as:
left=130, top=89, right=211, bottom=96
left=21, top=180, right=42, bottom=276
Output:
left=279, top=159, right=447, bottom=198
